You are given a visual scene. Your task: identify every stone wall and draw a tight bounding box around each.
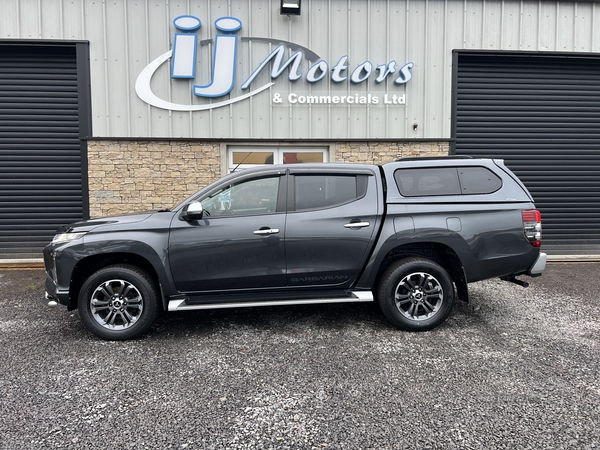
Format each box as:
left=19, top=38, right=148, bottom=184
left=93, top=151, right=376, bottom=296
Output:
left=335, top=141, right=449, bottom=164
left=87, top=140, right=449, bottom=218
left=87, top=141, right=221, bottom=218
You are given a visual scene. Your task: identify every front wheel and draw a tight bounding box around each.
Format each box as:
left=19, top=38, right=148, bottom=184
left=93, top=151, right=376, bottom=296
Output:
left=377, top=258, right=455, bottom=331
left=78, top=265, right=159, bottom=340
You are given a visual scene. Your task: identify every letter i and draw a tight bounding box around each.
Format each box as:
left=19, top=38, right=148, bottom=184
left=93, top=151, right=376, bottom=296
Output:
left=171, top=15, right=202, bottom=79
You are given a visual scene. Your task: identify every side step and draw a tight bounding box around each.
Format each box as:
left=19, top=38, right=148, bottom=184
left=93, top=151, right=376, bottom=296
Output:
left=168, top=291, right=374, bottom=312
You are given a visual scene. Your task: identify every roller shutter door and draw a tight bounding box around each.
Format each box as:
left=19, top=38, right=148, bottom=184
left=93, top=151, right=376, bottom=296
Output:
left=453, top=52, right=600, bottom=256
left=0, top=44, right=88, bottom=259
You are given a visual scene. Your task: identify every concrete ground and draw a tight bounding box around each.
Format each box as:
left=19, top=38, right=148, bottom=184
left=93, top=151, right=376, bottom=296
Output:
left=0, top=263, right=598, bottom=449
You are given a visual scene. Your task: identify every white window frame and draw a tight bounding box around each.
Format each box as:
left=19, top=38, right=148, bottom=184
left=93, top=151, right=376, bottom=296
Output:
left=227, top=146, right=329, bottom=173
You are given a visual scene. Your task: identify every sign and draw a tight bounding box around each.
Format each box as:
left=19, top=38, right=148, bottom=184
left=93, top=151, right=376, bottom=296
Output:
left=135, top=15, right=414, bottom=112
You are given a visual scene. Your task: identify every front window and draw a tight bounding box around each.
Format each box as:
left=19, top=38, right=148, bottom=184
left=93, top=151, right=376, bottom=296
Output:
left=201, top=177, right=280, bottom=217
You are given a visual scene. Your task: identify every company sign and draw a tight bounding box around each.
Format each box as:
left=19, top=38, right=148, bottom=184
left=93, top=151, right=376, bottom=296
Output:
left=135, top=15, right=414, bottom=112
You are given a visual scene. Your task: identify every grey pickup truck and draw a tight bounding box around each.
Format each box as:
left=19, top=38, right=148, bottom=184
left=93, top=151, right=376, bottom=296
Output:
left=43, top=156, right=546, bottom=340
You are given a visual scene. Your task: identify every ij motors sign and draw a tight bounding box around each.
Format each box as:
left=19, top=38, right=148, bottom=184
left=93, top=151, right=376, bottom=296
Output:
left=135, top=15, right=414, bottom=111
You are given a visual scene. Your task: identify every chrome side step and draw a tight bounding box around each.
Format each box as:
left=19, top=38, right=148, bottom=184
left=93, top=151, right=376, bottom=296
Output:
left=168, top=291, right=374, bottom=312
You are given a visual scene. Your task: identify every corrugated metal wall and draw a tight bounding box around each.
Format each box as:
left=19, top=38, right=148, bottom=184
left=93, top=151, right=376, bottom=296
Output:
left=0, top=43, right=86, bottom=259
left=2, top=0, right=599, bottom=140
left=453, top=52, right=600, bottom=255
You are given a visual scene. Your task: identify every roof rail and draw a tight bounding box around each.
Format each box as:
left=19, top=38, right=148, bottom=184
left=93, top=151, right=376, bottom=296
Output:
left=395, top=155, right=474, bottom=162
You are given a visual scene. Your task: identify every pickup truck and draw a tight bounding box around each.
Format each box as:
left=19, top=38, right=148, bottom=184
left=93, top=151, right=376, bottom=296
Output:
left=43, top=156, right=546, bottom=340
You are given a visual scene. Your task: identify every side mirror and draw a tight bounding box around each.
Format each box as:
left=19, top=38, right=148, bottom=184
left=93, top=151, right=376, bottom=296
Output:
left=181, top=201, right=204, bottom=221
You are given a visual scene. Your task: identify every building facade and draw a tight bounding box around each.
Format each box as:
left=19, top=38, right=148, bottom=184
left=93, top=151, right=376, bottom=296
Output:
left=1, top=0, right=600, bottom=259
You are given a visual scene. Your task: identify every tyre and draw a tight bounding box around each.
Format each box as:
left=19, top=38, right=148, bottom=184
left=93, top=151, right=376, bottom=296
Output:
left=377, top=258, right=454, bottom=331
left=78, top=265, right=159, bottom=340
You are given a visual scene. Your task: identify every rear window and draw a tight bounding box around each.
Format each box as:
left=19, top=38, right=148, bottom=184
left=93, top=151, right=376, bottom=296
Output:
left=394, top=167, right=502, bottom=197
left=294, top=174, right=367, bottom=210
left=458, top=167, right=502, bottom=194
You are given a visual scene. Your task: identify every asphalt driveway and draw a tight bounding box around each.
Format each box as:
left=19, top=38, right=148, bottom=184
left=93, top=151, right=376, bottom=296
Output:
left=0, top=263, right=598, bottom=449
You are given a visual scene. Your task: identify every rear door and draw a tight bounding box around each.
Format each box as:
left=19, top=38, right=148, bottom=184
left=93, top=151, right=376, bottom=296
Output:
left=285, top=169, right=381, bottom=288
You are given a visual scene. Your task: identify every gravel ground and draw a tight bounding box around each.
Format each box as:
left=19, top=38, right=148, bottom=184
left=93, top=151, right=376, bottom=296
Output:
left=0, top=263, right=598, bottom=449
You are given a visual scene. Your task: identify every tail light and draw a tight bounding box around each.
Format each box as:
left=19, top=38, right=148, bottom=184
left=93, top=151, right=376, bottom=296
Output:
left=522, top=210, right=542, bottom=247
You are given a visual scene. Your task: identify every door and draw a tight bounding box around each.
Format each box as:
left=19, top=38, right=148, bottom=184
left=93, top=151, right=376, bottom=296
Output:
left=285, top=172, right=380, bottom=288
left=453, top=51, right=600, bottom=255
left=0, top=43, right=90, bottom=259
left=169, top=175, right=286, bottom=292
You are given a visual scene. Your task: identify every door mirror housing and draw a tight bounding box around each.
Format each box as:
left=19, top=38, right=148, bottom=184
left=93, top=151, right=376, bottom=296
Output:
left=181, top=201, right=204, bottom=221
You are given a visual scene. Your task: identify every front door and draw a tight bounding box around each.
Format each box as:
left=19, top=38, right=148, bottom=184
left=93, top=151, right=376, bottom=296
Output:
left=169, top=175, right=286, bottom=292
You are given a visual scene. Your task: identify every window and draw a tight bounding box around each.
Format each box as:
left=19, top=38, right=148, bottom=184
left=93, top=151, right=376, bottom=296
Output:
left=228, top=147, right=328, bottom=172
left=394, top=166, right=502, bottom=197
left=458, top=167, right=502, bottom=194
left=201, top=177, right=280, bottom=216
left=395, top=168, right=461, bottom=197
left=294, top=175, right=366, bottom=211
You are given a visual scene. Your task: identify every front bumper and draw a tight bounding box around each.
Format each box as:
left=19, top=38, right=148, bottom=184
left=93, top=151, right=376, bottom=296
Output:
left=528, top=252, right=547, bottom=276
left=44, top=274, right=71, bottom=307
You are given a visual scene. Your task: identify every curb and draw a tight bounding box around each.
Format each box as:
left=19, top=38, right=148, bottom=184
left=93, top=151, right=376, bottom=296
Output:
left=0, top=259, right=44, bottom=269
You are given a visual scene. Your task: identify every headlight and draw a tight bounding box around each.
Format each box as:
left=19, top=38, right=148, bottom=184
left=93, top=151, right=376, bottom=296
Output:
left=51, top=232, right=87, bottom=244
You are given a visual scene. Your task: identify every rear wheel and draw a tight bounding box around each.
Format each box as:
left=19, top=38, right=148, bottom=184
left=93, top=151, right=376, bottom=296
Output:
left=377, top=258, right=454, bottom=331
left=78, top=265, right=159, bottom=340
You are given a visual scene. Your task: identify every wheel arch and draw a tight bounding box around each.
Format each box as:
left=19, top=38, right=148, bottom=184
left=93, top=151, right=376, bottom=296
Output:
left=373, top=242, right=469, bottom=302
left=69, top=253, right=163, bottom=310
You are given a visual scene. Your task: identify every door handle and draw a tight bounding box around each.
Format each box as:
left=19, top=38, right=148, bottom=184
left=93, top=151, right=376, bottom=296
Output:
left=344, top=221, right=370, bottom=229
left=253, top=228, right=280, bottom=235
